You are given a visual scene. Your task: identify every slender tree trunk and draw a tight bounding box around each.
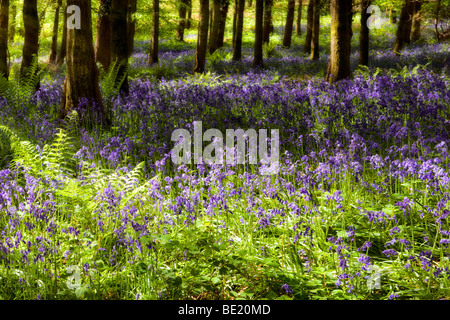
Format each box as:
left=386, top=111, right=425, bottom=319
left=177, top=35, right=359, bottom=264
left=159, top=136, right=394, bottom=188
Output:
left=283, top=0, right=296, bottom=48
left=411, top=0, right=422, bottom=42
left=394, top=0, right=411, bottom=54
left=20, top=0, right=39, bottom=85
left=95, top=0, right=111, bottom=70
left=232, top=0, right=237, bottom=49
left=110, top=0, right=129, bottom=95
left=61, top=0, right=108, bottom=126
left=217, top=0, right=229, bottom=48
left=304, top=0, right=313, bottom=53
left=194, top=0, right=209, bottom=73
left=49, top=0, right=62, bottom=64
left=8, top=3, right=15, bottom=42
left=127, top=0, right=137, bottom=57
left=0, top=0, right=8, bottom=79
left=176, top=0, right=188, bottom=41
left=403, top=0, right=414, bottom=45
left=389, top=8, right=397, bottom=24
left=359, top=0, right=370, bottom=66
left=296, top=0, right=302, bottom=35
left=186, top=0, right=192, bottom=29
left=233, top=0, right=245, bottom=61
left=56, top=2, right=67, bottom=67
left=327, top=0, right=352, bottom=83
left=149, top=0, right=159, bottom=64
left=310, top=0, right=320, bottom=60
left=434, top=0, right=441, bottom=43
left=263, top=0, right=272, bottom=44
left=209, top=0, right=221, bottom=54
left=253, top=0, right=263, bottom=68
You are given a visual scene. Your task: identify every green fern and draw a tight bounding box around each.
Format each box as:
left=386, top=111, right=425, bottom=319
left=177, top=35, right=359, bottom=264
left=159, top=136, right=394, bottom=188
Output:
left=99, top=59, right=128, bottom=100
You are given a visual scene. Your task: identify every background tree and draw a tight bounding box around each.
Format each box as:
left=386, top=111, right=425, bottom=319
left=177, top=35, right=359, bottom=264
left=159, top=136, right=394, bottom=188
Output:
left=110, top=0, right=129, bottom=95
left=283, top=0, right=296, bottom=48
left=20, top=0, right=39, bottom=85
left=253, top=0, right=263, bottom=67
left=263, top=0, right=273, bottom=44
left=49, top=0, right=62, bottom=64
left=209, top=0, right=221, bottom=54
left=326, top=0, right=353, bottom=83
left=310, top=0, right=320, bottom=60
left=232, top=0, right=245, bottom=61
left=61, top=0, right=107, bottom=126
left=359, top=0, right=370, bottom=66
left=411, top=0, right=422, bottom=42
left=127, top=0, right=137, bottom=57
left=217, top=0, right=229, bottom=48
left=8, top=2, right=15, bottom=41
left=149, top=0, right=159, bottom=64
left=176, top=0, right=188, bottom=41
left=186, top=0, right=192, bottom=29
left=296, top=0, right=302, bottom=35
left=56, top=1, right=67, bottom=67
left=95, top=0, right=111, bottom=70
left=304, top=0, right=313, bottom=53
left=194, top=0, right=209, bottom=73
left=394, top=0, right=413, bottom=54
left=0, top=0, right=8, bottom=79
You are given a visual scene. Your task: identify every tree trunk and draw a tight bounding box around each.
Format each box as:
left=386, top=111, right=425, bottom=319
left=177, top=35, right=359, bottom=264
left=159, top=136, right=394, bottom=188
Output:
left=434, top=0, right=441, bottom=43
left=247, top=0, right=252, bottom=7
left=0, top=0, right=8, bottom=79
left=296, top=0, right=302, bottom=35
left=8, top=3, right=15, bottom=42
left=217, top=0, right=229, bottom=48
left=49, top=0, right=62, bottom=64
left=253, top=0, right=263, bottom=68
left=233, top=0, right=245, bottom=61
left=209, top=0, right=221, bottom=54
left=411, top=0, right=422, bottom=42
left=310, top=0, right=319, bottom=60
left=359, top=0, right=370, bottom=66
left=263, top=0, right=272, bottom=44
left=149, top=0, right=159, bottom=64
left=194, top=0, right=209, bottom=73
left=186, top=0, right=192, bottom=29
left=127, top=0, right=137, bottom=57
left=394, top=0, right=412, bottom=54
left=56, top=1, right=67, bottom=67
left=283, top=0, right=295, bottom=48
left=232, top=0, right=237, bottom=49
left=61, top=0, right=108, bottom=127
left=304, top=0, right=313, bottom=53
left=389, top=8, right=397, bottom=24
left=110, top=0, right=129, bottom=95
left=20, top=0, right=39, bottom=86
left=403, top=0, right=414, bottom=45
left=176, top=0, right=188, bottom=41
left=327, top=0, right=352, bottom=83
left=95, top=0, right=111, bottom=70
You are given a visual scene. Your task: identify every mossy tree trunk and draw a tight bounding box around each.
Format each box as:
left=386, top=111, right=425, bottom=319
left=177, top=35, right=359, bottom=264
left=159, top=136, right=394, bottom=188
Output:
left=95, top=0, right=111, bottom=70
left=0, top=0, right=8, bottom=79
left=20, top=0, right=39, bottom=85
left=61, top=0, right=108, bottom=126
left=310, top=0, right=320, bottom=60
left=359, top=0, right=370, bottom=66
left=49, top=0, right=62, bottom=64
left=304, top=0, right=313, bottom=53
left=283, top=0, right=296, bottom=48
left=8, top=3, right=15, bottom=42
left=326, top=0, right=353, bottom=83
left=262, top=0, right=272, bottom=44
left=253, top=0, right=263, bottom=68
left=176, top=0, right=188, bottom=41
left=149, top=0, right=159, bottom=64
left=194, top=0, right=209, bottom=73
left=232, top=0, right=245, bottom=61
left=110, top=0, right=129, bottom=95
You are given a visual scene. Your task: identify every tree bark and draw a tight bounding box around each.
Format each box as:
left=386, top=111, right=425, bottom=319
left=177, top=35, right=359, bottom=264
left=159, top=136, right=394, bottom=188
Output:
left=149, top=0, right=159, bottom=64
left=232, top=0, right=237, bottom=49
left=110, top=0, right=129, bottom=95
left=194, top=0, right=209, bottom=73
left=394, top=0, right=412, bottom=54
left=176, top=0, right=188, bottom=41
left=411, top=1, right=422, bottom=42
left=20, top=0, right=39, bottom=86
left=403, top=0, right=414, bottom=45
left=253, top=0, right=263, bottom=68
left=49, top=0, right=62, bottom=64
left=434, top=0, right=441, bottom=43
left=310, top=0, right=320, bottom=60
left=283, top=0, right=296, bottom=48
left=8, top=3, right=15, bottom=42
left=359, top=0, right=370, bottom=66
left=217, top=0, right=229, bottom=48
left=304, top=0, right=313, bottom=53
left=263, top=0, right=273, bottom=44
left=233, top=0, right=245, bottom=61
left=56, top=1, right=67, bottom=67
left=296, top=0, right=302, bottom=35
left=186, top=0, right=192, bottom=29
left=95, top=0, right=111, bottom=70
left=127, top=0, right=137, bottom=57
left=61, top=0, right=108, bottom=127
left=209, top=0, right=221, bottom=54
left=0, top=0, right=8, bottom=79
left=326, top=0, right=352, bottom=83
